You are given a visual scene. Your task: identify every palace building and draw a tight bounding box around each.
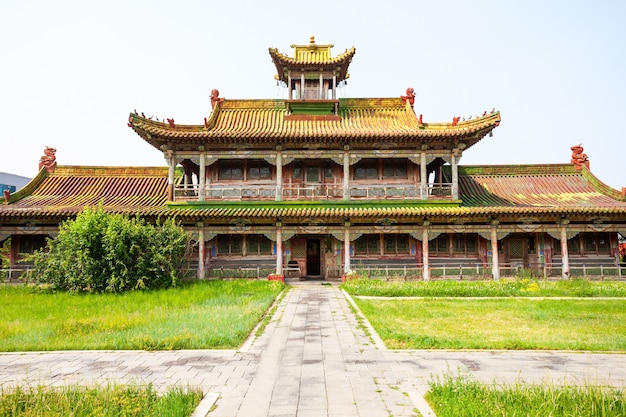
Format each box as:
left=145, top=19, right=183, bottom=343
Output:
left=2, top=37, right=626, bottom=281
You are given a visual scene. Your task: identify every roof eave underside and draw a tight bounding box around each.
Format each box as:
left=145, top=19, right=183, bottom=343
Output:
left=3, top=205, right=626, bottom=221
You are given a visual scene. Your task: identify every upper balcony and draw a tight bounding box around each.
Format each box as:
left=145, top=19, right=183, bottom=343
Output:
left=174, top=182, right=454, bottom=201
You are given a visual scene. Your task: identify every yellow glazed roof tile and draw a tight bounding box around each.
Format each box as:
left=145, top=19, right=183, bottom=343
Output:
left=128, top=98, right=501, bottom=148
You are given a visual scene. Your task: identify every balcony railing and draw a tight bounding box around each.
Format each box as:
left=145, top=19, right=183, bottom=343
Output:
left=174, top=183, right=453, bottom=201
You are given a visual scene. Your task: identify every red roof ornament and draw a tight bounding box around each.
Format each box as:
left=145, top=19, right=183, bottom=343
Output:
left=570, top=144, right=590, bottom=171
left=401, top=88, right=415, bottom=106
left=38, top=146, right=57, bottom=173
left=210, top=89, right=225, bottom=109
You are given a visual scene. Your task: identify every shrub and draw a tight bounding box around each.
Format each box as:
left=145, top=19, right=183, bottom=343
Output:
left=31, top=206, right=191, bottom=293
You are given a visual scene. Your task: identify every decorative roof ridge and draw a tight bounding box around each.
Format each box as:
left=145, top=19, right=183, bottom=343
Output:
left=217, top=99, right=285, bottom=109
left=339, top=97, right=407, bottom=109
left=4, top=167, right=48, bottom=205
left=458, top=163, right=578, bottom=176
left=128, top=113, right=206, bottom=130
left=580, top=165, right=626, bottom=201
left=50, top=165, right=169, bottom=177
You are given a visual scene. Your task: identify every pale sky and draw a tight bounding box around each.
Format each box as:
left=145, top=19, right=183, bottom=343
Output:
left=1, top=0, right=625, bottom=190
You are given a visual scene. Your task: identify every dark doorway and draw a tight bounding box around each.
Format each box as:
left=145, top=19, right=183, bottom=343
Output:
left=306, top=239, right=321, bottom=276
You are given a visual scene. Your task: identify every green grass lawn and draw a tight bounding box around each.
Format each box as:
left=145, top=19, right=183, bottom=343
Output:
left=342, top=277, right=626, bottom=297
left=354, top=297, right=626, bottom=350
left=0, top=384, right=202, bottom=417
left=427, top=373, right=626, bottom=417
left=343, top=279, right=626, bottom=351
left=0, top=280, right=284, bottom=351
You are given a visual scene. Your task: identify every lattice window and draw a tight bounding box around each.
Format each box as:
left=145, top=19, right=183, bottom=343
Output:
left=217, top=235, right=243, bottom=255
left=428, top=234, right=449, bottom=255
left=509, top=239, right=524, bottom=258
left=382, top=159, right=408, bottom=179
left=291, top=240, right=306, bottom=258
left=355, top=234, right=380, bottom=255
left=383, top=234, right=409, bottom=254
left=246, top=235, right=272, bottom=255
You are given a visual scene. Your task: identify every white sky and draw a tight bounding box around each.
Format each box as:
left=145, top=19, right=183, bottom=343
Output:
left=1, top=0, right=625, bottom=190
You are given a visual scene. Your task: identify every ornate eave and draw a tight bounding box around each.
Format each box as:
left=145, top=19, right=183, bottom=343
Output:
left=127, top=100, right=501, bottom=151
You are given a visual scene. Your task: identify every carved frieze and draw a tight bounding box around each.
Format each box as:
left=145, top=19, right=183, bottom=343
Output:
left=409, top=228, right=442, bottom=241
left=477, top=230, right=510, bottom=241
left=375, top=218, right=398, bottom=233
left=546, top=229, right=580, bottom=241
left=229, top=218, right=251, bottom=233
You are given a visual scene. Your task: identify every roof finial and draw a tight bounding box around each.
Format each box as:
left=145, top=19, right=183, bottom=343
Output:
left=310, top=35, right=315, bottom=44
left=401, top=87, right=415, bottom=107
left=210, top=89, right=224, bottom=109
left=39, top=146, right=57, bottom=173
left=570, top=144, right=589, bottom=171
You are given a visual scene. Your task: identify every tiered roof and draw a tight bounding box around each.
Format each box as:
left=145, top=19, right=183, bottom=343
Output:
left=457, top=164, right=626, bottom=209
left=269, top=36, right=355, bottom=83
left=128, top=99, right=501, bottom=150
left=1, top=166, right=169, bottom=219
left=3, top=164, right=624, bottom=221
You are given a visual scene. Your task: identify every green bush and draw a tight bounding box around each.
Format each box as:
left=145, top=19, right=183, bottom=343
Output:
left=31, top=206, right=191, bottom=293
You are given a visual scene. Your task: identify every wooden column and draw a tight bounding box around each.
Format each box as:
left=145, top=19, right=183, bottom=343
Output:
left=343, top=146, right=350, bottom=201
left=276, top=225, right=283, bottom=275
left=288, top=76, right=292, bottom=100
left=332, top=75, right=337, bottom=100
left=491, top=223, right=500, bottom=281
left=167, top=150, right=175, bottom=201
left=420, top=151, right=427, bottom=200
left=319, top=73, right=323, bottom=99
left=197, top=224, right=205, bottom=280
left=276, top=147, right=283, bottom=202
left=451, top=150, right=459, bottom=200
left=560, top=224, right=570, bottom=279
left=344, top=222, right=351, bottom=273
left=422, top=225, right=430, bottom=281
left=198, top=151, right=206, bottom=202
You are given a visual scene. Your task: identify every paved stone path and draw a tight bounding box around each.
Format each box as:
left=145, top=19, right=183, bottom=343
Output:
left=1, top=281, right=625, bottom=416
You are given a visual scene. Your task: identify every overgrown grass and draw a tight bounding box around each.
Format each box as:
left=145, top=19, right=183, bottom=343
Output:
left=0, top=384, right=202, bottom=417
left=353, top=297, right=626, bottom=350
left=427, top=373, right=626, bottom=417
left=0, top=280, right=283, bottom=351
left=342, top=277, right=626, bottom=297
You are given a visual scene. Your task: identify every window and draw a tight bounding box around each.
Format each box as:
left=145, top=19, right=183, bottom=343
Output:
left=305, top=166, right=320, bottom=183
left=354, top=159, right=378, bottom=180
left=382, top=159, right=407, bottom=179
left=218, top=160, right=243, bottom=180
left=355, top=234, right=380, bottom=255
left=583, top=233, right=610, bottom=255
left=383, top=234, right=409, bottom=254
left=18, top=235, right=47, bottom=255
left=324, top=161, right=333, bottom=179
left=247, top=160, right=271, bottom=180
left=217, top=235, right=243, bottom=255
left=453, top=235, right=478, bottom=254
left=428, top=234, right=449, bottom=255
left=246, top=235, right=272, bottom=255
left=292, top=161, right=302, bottom=179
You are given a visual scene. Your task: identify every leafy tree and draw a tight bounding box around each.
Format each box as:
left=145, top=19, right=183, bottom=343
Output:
left=31, top=206, right=191, bottom=292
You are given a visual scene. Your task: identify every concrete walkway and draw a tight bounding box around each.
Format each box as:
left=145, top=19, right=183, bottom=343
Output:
left=1, top=281, right=625, bottom=416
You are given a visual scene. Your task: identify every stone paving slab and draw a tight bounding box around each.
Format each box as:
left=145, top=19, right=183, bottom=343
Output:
left=0, top=281, right=625, bottom=416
